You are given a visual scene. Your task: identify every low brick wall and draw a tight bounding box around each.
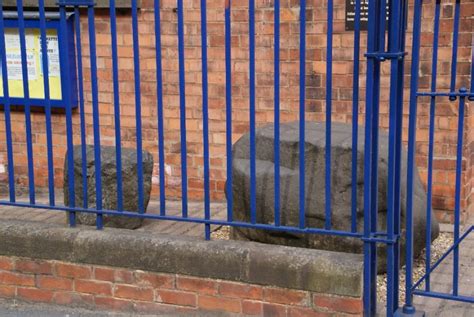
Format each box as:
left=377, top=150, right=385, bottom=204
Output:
left=0, top=256, right=362, bottom=316
left=0, top=220, right=363, bottom=316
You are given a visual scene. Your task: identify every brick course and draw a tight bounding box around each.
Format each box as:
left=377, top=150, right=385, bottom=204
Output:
left=0, top=256, right=363, bottom=316
left=0, top=0, right=472, bottom=223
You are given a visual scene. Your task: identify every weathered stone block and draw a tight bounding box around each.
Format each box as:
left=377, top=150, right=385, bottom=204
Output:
left=229, top=122, right=439, bottom=272
left=64, top=145, right=153, bottom=229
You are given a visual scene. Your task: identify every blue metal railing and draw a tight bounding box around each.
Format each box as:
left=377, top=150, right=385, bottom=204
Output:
left=402, top=0, right=474, bottom=314
left=0, top=0, right=471, bottom=316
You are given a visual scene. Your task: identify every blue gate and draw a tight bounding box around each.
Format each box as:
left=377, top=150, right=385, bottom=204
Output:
left=0, top=0, right=472, bottom=316
left=400, top=0, right=474, bottom=315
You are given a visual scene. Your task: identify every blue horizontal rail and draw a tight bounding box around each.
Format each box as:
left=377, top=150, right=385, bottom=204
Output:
left=0, top=200, right=366, bottom=239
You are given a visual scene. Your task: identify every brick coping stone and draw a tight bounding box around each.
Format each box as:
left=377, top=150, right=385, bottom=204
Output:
left=0, top=220, right=363, bottom=300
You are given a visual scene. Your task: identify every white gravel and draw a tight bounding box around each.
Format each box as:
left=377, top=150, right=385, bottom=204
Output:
left=377, top=232, right=453, bottom=304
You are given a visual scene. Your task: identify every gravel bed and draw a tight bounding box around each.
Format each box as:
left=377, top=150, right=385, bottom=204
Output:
left=377, top=232, right=453, bottom=304
left=211, top=225, right=230, bottom=240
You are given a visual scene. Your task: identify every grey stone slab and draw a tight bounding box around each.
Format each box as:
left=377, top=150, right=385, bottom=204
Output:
left=230, top=122, right=439, bottom=273
left=0, top=219, right=363, bottom=295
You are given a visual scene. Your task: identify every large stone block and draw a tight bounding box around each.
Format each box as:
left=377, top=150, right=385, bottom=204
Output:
left=229, top=122, right=439, bottom=272
left=64, top=145, right=153, bottom=229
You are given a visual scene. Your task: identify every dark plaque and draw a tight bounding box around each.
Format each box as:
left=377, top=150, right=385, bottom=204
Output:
left=345, top=0, right=390, bottom=31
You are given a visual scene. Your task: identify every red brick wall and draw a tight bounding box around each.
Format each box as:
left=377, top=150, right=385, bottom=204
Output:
left=0, top=0, right=472, bottom=222
left=0, top=256, right=363, bottom=316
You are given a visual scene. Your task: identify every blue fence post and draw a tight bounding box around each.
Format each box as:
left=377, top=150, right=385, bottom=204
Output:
left=154, top=0, right=166, bottom=216
left=0, top=6, right=16, bottom=203
left=362, top=0, right=379, bottom=314
left=16, top=0, right=36, bottom=205
left=85, top=2, right=104, bottom=229
left=274, top=0, right=281, bottom=227
left=58, top=3, right=76, bottom=226
left=225, top=0, right=233, bottom=222
left=424, top=0, right=442, bottom=293
left=200, top=0, right=211, bottom=240
left=403, top=0, right=423, bottom=314
left=298, top=0, right=306, bottom=230
left=110, top=0, right=124, bottom=212
left=39, top=0, right=55, bottom=207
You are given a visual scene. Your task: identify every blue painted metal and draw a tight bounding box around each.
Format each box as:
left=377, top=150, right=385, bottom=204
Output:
left=274, top=0, right=280, bottom=227
left=403, top=0, right=423, bottom=313
left=449, top=0, right=461, bottom=101
left=0, top=16, right=78, bottom=109
left=38, top=0, right=55, bottom=206
left=350, top=0, right=361, bottom=234
left=225, top=0, right=233, bottom=222
left=16, top=0, right=35, bottom=205
left=0, top=199, right=369, bottom=239
left=58, top=3, right=76, bottom=226
left=153, top=0, right=166, bottom=216
left=362, top=0, right=378, bottom=314
left=424, top=0, right=441, bottom=292
left=412, top=226, right=473, bottom=292
left=249, top=0, right=256, bottom=225
left=74, top=7, right=89, bottom=210
left=200, top=0, right=210, bottom=240
left=87, top=5, right=103, bottom=229
left=325, top=0, right=333, bottom=231
left=393, top=1, right=408, bottom=309
left=386, top=0, right=403, bottom=312
left=110, top=0, right=124, bottom=211
left=404, top=0, right=474, bottom=310
left=177, top=0, right=188, bottom=218
left=452, top=89, right=466, bottom=296
left=56, top=0, right=95, bottom=5
left=0, top=6, right=15, bottom=203
left=298, top=0, right=306, bottom=230
left=132, top=0, right=144, bottom=214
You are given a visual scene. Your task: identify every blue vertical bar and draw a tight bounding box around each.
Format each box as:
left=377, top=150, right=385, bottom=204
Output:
left=452, top=89, right=466, bottom=296
left=39, top=0, right=55, bottom=206
left=59, top=5, right=76, bottom=226
left=200, top=0, right=211, bottom=239
left=350, top=0, right=361, bottom=233
left=249, top=0, right=256, bottom=224
left=225, top=0, right=233, bottom=222
left=0, top=6, right=15, bottom=202
left=274, top=0, right=280, bottom=227
left=16, top=0, right=35, bottom=204
left=449, top=0, right=461, bottom=100
left=403, top=0, right=423, bottom=313
left=177, top=0, right=188, bottom=218
left=363, top=0, right=376, bottom=313
left=425, top=0, right=441, bottom=292
left=393, top=0, right=409, bottom=309
left=386, top=0, right=402, bottom=313
left=378, top=0, right=387, bottom=51
left=325, top=0, right=333, bottom=230
left=154, top=0, right=166, bottom=216
left=74, top=7, right=88, bottom=209
left=368, top=1, right=384, bottom=313
left=132, top=0, right=144, bottom=214
left=87, top=4, right=103, bottom=229
left=110, top=0, right=123, bottom=211
left=298, top=0, right=306, bottom=229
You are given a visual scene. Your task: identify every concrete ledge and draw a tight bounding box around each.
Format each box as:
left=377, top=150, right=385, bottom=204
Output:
left=0, top=220, right=363, bottom=297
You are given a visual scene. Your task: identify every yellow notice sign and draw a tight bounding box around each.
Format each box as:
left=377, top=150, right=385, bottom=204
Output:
left=0, top=28, right=62, bottom=100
